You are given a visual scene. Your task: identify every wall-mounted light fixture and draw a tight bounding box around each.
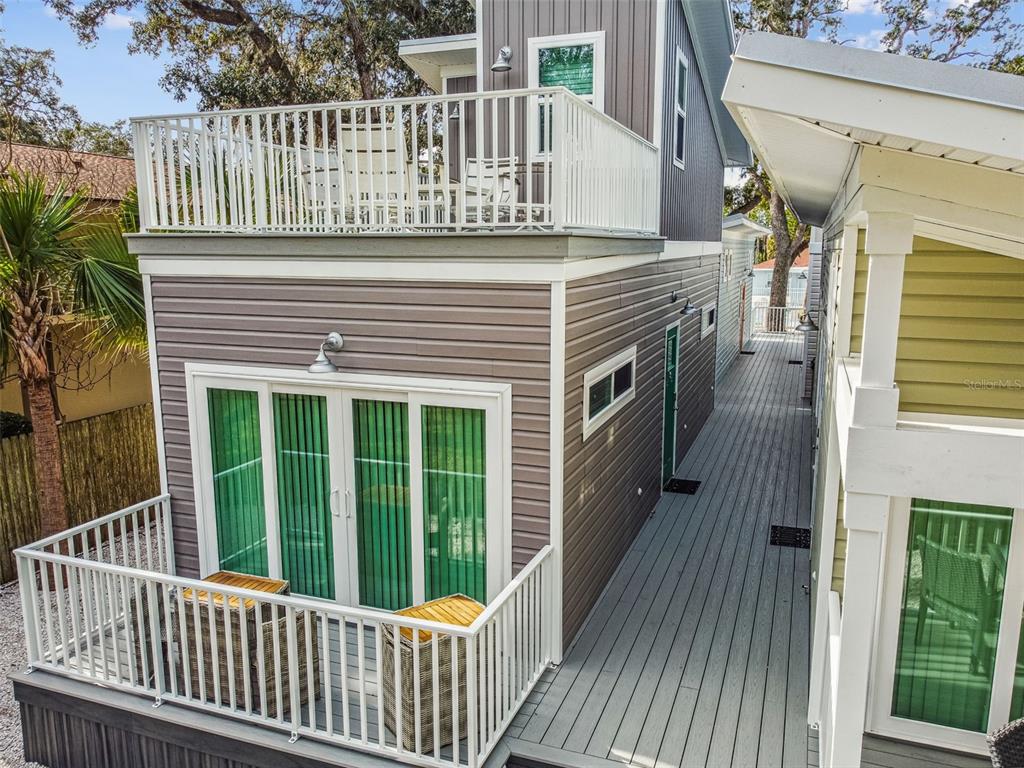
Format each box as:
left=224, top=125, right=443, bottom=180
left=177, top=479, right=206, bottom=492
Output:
left=679, top=298, right=701, bottom=317
left=795, top=312, right=818, bottom=332
left=798, top=272, right=808, bottom=280
left=448, top=104, right=460, bottom=121
left=491, top=46, right=513, bottom=72
left=308, top=331, right=344, bottom=373
left=746, top=268, right=755, bottom=278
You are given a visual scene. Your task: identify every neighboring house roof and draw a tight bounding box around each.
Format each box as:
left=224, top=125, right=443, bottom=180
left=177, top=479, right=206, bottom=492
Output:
left=722, top=213, right=770, bottom=237
left=680, top=0, right=752, bottom=167
left=1, top=143, right=136, bottom=203
left=721, top=32, right=1024, bottom=224
left=753, top=248, right=810, bottom=270
left=399, top=33, right=477, bottom=92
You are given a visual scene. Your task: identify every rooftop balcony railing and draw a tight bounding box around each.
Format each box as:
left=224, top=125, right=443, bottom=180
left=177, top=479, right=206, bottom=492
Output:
left=16, top=496, right=556, bottom=767
left=130, top=87, right=659, bottom=236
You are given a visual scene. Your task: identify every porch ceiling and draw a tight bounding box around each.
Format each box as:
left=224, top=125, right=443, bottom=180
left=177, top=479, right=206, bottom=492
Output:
left=722, top=32, right=1024, bottom=226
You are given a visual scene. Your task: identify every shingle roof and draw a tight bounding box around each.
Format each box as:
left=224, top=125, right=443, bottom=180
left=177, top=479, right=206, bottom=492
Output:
left=753, top=248, right=810, bottom=270
left=1, top=143, right=135, bottom=202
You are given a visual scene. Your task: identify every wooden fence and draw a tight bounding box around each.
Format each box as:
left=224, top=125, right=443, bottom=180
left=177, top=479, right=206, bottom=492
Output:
left=0, top=403, right=160, bottom=583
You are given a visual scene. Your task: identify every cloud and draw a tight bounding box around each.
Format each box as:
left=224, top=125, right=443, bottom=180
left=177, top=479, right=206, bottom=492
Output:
left=845, top=0, right=878, bottom=14
left=851, top=28, right=886, bottom=50
left=102, top=11, right=135, bottom=29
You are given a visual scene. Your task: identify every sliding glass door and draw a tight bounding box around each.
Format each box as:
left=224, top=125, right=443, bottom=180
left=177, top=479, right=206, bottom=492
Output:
left=872, top=498, right=1024, bottom=752
left=195, top=375, right=505, bottom=611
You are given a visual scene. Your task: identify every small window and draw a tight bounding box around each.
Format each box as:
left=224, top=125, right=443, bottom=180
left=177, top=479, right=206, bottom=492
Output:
left=702, top=302, right=717, bottom=339
left=583, top=345, right=637, bottom=440
left=529, top=32, right=606, bottom=154
left=723, top=248, right=734, bottom=281
left=673, top=49, right=688, bottom=169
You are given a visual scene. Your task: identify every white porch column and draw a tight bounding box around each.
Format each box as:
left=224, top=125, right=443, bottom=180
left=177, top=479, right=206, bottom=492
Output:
left=828, top=491, right=889, bottom=768
left=851, top=213, right=913, bottom=428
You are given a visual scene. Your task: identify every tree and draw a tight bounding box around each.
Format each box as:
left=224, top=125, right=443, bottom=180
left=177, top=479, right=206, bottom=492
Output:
left=0, top=40, right=80, bottom=155
left=43, top=0, right=474, bottom=111
left=0, top=172, right=146, bottom=536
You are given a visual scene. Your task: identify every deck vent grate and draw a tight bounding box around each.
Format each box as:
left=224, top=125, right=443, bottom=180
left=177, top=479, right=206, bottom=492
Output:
left=665, top=479, right=701, bottom=495
left=740, top=350, right=756, bottom=356
left=788, top=360, right=803, bottom=365
left=770, top=525, right=811, bottom=549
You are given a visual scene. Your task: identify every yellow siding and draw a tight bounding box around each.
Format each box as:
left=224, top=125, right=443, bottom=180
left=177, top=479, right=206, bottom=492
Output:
left=831, top=479, right=846, bottom=598
left=850, top=236, right=1024, bottom=420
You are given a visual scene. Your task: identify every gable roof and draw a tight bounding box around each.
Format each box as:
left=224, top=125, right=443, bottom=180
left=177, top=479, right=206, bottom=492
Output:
left=1, top=143, right=136, bottom=203
left=753, top=248, right=809, bottom=270
left=399, top=33, right=477, bottom=92
left=722, top=32, right=1024, bottom=224
left=680, top=0, right=751, bottom=167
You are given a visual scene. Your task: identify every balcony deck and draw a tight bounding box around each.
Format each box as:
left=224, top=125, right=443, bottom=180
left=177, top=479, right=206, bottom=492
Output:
left=500, top=334, right=990, bottom=768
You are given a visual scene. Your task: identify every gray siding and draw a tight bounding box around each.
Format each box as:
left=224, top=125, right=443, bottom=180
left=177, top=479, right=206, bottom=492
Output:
left=561, top=254, right=719, bottom=643
left=150, top=276, right=551, bottom=578
left=659, top=0, right=726, bottom=242
left=479, top=0, right=657, bottom=142
left=716, top=233, right=757, bottom=382
left=804, top=229, right=823, bottom=398
left=444, top=74, right=476, bottom=94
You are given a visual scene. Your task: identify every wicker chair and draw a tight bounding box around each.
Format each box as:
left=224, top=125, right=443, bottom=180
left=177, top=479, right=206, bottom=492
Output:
left=915, top=535, right=1001, bottom=674
left=989, top=718, right=1024, bottom=768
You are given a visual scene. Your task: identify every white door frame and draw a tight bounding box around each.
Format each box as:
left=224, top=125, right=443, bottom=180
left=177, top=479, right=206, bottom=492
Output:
left=661, top=320, right=681, bottom=489
left=185, top=363, right=513, bottom=608
left=869, top=498, right=1024, bottom=755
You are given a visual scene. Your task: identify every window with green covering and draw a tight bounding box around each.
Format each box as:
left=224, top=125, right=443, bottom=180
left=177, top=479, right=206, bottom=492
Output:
left=207, top=388, right=268, bottom=576
left=891, top=498, right=1013, bottom=732
left=352, top=399, right=412, bottom=610
left=273, top=392, right=334, bottom=599
left=422, top=405, right=487, bottom=603
left=530, top=32, right=605, bottom=153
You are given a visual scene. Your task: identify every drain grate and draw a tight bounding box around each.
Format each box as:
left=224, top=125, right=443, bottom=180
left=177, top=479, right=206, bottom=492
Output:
left=665, top=478, right=701, bottom=495
left=770, top=525, right=811, bottom=549
left=788, top=360, right=803, bottom=365
left=740, top=350, right=756, bottom=356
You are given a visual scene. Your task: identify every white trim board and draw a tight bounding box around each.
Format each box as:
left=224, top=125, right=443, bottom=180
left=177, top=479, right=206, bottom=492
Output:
left=548, top=280, right=566, bottom=662
left=142, top=275, right=169, bottom=496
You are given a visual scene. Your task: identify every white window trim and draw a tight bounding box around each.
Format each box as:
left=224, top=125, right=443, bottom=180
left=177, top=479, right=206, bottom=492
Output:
left=582, top=345, right=637, bottom=442
left=528, top=30, right=606, bottom=160
left=869, top=497, right=1024, bottom=755
left=184, top=363, right=512, bottom=607
left=672, top=47, right=689, bottom=171
left=701, top=301, right=717, bottom=339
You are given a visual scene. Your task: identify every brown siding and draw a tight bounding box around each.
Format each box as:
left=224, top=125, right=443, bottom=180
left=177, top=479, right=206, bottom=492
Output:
left=561, top=254, right=719, bottom=643
left=479, top=0, right=656, bottom=142
left=150, top=277, right=551, bottom=578
left=659, top=0, right=726, bottom=242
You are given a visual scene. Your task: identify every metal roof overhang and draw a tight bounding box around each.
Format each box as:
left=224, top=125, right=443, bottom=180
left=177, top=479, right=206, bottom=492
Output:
left=399, top=33, right=477, bottom=93
left=722, top=32, right=1024, bottom=226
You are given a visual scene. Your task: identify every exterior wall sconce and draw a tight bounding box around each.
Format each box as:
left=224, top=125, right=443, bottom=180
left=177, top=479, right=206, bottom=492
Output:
left=795, top=312, right=818, bottom=332
left=491, top=46, right=513, bottom=72
left=308, top=331, right=344, bottom=373
left=680, top=298, right=701, bottom=317
left=448, top=104, right=460, bottom=120
left=746, top=268, right=755, bottom=278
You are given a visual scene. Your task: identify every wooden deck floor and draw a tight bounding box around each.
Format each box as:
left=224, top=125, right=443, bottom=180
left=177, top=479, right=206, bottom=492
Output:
left=506, top=334, right=815, bottom=768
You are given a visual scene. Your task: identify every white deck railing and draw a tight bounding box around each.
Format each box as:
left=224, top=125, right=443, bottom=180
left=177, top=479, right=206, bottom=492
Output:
left=16, top=496, right=555, bottom=768
left=752, top=305, right=804, bottom=333
left=130, top=87, right=659, bottom=235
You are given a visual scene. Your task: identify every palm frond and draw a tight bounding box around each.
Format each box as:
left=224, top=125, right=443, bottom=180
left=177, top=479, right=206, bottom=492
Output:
left=69, top=224, right=146, bottom=340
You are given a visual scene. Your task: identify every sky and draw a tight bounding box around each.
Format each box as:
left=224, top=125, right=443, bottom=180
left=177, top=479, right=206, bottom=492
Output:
left=1, top=0, right=1020, bottom=126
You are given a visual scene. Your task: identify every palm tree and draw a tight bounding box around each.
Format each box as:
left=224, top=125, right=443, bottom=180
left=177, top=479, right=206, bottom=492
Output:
left=0, top=171, right=145, bottom=537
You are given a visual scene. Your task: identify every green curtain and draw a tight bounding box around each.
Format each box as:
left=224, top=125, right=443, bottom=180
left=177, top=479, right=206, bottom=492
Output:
left=273, top=393, right=334, bottom=599
left=538, top=44, right=594, bottom=94
left=422, top=406, right=487, bottom=603
left=208, top=388, right=268, bottom=576
left=891, top=498, right=1013, bottom=732
left=352, top=399, right=412, bottom=610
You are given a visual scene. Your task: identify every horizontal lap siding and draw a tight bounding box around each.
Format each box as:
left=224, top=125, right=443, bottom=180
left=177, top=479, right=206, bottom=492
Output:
left=561, top=256, right=718, bottom=643
left=716, top=234, right=757, bottom=382
left=850, top=236, right=1024, bottom=419
left=150, top=277, right=551, bottom=578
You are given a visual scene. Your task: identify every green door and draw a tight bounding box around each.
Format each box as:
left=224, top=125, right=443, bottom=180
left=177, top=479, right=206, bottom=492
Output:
left=662, top=325, right=679, bottom=487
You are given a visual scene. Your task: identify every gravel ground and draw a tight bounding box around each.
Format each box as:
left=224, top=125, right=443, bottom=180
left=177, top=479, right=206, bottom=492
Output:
left=0, top=580, right=40, bottom=768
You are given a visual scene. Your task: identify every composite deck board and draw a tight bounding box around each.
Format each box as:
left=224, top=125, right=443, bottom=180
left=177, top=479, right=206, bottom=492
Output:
left=512, top=334, right=815, bottom=768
